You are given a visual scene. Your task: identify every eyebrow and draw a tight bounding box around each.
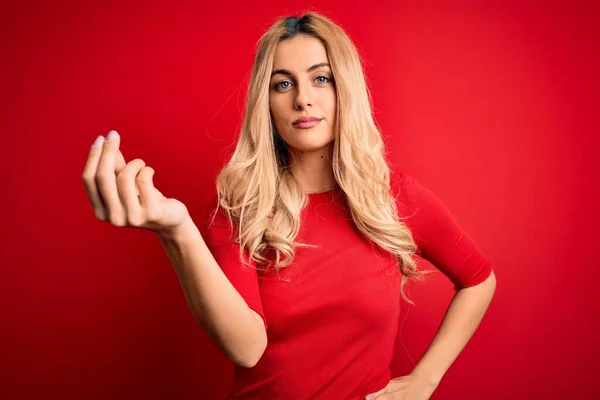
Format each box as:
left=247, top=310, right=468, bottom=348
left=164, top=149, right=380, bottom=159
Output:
left=271, top=62, right=331, bottom=78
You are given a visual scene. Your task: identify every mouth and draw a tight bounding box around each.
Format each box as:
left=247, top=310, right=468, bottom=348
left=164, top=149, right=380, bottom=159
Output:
left=293, top=118, right=322, bottom=129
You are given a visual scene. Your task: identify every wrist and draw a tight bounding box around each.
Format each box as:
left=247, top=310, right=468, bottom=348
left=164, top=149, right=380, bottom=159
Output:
left=155, top=216, right=198, bottom=243
left=410, top=367, right=442, bottom=388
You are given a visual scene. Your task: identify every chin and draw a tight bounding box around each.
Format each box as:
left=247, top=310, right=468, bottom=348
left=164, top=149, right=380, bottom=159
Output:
left=284, top=135, right=334, bottom=153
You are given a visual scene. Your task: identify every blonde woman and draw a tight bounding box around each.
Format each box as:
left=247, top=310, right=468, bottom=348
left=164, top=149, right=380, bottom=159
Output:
left=82, top=12, right=496, bottom=400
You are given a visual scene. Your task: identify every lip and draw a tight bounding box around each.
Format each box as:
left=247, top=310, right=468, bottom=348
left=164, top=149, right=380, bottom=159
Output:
left=292, top=116, right=322, bottom=129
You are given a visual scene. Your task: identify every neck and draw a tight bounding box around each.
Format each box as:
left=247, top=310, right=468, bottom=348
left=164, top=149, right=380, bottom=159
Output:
left=287, top=144, right=336, bottom=193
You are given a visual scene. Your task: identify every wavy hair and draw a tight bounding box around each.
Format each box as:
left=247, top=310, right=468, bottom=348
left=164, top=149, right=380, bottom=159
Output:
left=212, top=11, right=429, bottom=304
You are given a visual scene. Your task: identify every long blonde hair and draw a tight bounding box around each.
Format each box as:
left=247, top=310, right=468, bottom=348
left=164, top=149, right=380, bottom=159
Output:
left=212, top=11, right=428, bottom=304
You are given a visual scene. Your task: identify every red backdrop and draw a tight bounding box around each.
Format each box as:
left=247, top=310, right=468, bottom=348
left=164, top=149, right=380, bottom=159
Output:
left=1, top=1, right=598, bottom=398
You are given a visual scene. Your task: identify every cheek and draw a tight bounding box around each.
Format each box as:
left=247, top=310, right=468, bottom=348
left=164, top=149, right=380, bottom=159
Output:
left=326, top=95, right=337, bottom=122
left=325, top=89, right=336, bottom=113
left=270, top=98, right=288, bottom=124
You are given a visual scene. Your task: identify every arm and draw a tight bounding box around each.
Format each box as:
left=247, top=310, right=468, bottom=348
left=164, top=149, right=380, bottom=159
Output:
left=370, top=172, right=497, bottom=398
left=156, top=216, right=267, bottom=368
left=411, top=270, right=496, bottom=385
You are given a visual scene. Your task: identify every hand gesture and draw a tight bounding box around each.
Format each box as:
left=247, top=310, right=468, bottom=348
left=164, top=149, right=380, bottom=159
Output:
left=82, top=130, right=189, bottom=233
left=365, top=373, right=438, bottom=400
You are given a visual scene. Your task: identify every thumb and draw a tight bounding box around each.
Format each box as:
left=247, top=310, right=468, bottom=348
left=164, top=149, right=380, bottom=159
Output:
left=365, top=388, right=387, bottom=400
left=153, top=186, right=166, bottom=200
left=115, top=150, right=126, bottom=173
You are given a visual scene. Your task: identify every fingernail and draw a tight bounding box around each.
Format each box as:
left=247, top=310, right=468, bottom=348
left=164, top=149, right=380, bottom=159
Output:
left=91, top=135, right=104, bottom=148
left=106, top=130, right=118, bottom=141
left=365, top=396, right=375, bottom=400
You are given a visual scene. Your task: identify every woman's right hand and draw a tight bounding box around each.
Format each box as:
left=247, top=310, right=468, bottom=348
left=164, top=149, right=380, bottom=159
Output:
left=82, top=130, right=190, bottom=234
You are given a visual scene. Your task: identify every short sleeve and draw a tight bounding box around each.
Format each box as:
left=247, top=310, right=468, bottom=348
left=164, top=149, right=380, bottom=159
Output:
left=392, top=172, right=493, bottom=290
left=202, top=197, right=268, bottom=329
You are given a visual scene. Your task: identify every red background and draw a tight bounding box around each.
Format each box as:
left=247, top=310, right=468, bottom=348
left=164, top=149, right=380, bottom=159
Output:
left=1, top=1, right=598, bottom=398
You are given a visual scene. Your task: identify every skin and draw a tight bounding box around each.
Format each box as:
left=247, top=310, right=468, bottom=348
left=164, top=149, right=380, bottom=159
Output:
left=83, top=34, right=339, bottom=224
left=268, top=32, right=498, bottom=400
left=81, top=131, right=189, bottom=234
left=366, top=272, right=497, bottom=399
left=83, top=33, right=497, bottom=400
left=269, top=34, right=337, bottom=193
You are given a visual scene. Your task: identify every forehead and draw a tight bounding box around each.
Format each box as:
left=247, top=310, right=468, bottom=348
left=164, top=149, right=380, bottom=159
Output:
left=272, top=35, right=329, bottom=71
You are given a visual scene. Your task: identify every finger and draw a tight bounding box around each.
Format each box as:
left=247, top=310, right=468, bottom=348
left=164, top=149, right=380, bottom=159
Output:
left=366, top=388, right=388, bottom=400
left=152, top=185, right=166, bottom=199
left=82, top=135, right=107, bottom=220
left=115, top=149, right=126, bottom=174
left=96, top=130, right=126, bottom=226
left=115, top=149, right=131, bottom=196
left=136, top=166, right=156, bottom=209
left=117, top=159, right=146, bottom=226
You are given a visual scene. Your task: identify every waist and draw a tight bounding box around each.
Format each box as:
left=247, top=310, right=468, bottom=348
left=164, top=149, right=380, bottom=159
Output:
left=228, top=364, right=392, bottom=399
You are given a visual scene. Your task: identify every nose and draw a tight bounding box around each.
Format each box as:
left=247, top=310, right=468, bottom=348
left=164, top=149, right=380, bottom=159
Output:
left=293, top=82, right=313, bottom=110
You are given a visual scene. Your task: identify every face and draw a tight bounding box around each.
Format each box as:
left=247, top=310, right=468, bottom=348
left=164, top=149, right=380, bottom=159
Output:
left=269, top=35, right=337, bottom=156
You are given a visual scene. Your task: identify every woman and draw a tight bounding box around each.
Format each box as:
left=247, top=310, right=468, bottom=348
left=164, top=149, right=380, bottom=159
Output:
left=82, top=12, right=496, bottom=400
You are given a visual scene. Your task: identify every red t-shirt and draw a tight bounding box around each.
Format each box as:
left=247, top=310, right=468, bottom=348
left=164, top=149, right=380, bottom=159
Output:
left=203, top=172, right=493, bottom=399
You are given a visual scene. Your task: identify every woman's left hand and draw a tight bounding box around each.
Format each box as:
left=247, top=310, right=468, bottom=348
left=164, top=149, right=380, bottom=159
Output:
left=365, top=373, right=439, bottom=400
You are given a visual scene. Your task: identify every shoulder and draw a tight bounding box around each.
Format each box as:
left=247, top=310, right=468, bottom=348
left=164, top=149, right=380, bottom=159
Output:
left=390, top=169, right=419, bottom=218
left=389, top=170, right=456, bottom=238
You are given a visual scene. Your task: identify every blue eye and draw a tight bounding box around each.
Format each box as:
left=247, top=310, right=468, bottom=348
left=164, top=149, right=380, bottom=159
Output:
left=275, top=81, right=292, bottom=90
left=273, top=75, right=332, bottom=91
